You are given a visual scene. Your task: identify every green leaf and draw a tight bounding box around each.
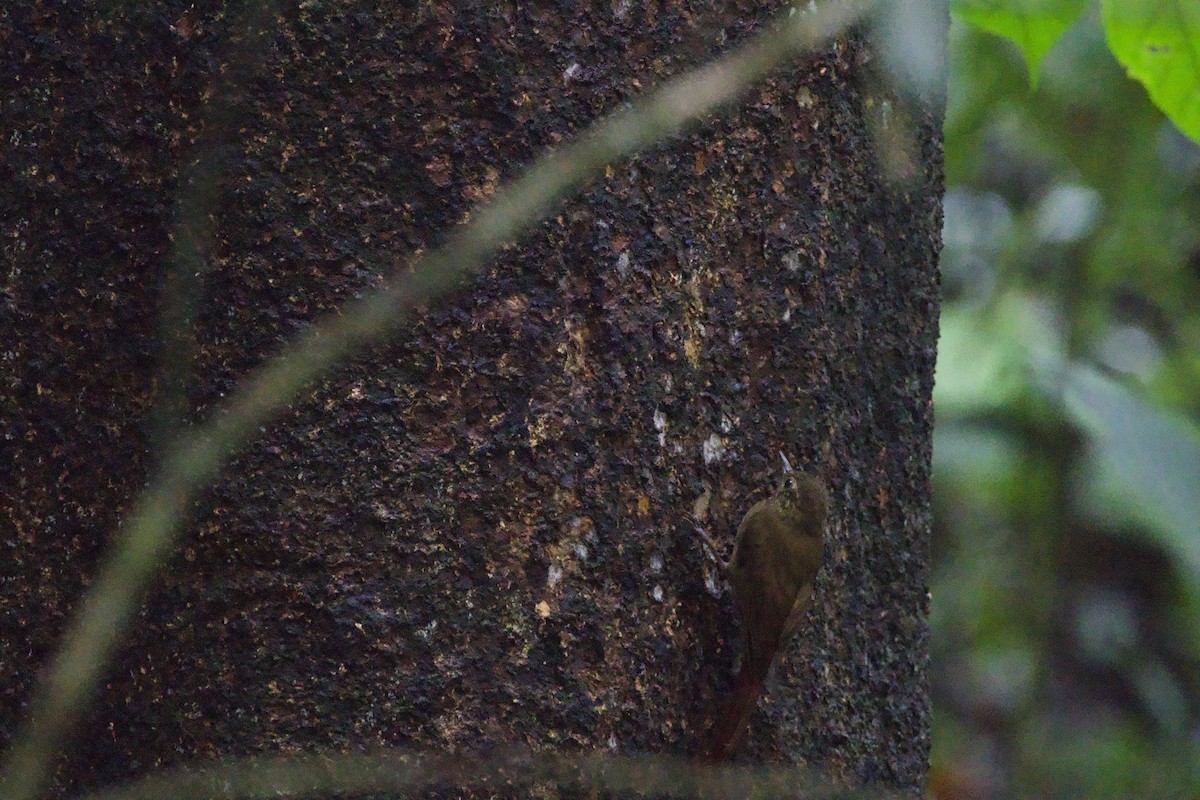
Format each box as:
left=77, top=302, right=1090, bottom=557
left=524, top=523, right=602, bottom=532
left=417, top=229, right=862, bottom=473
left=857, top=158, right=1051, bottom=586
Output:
left=951, top=0, right=1089, bottom=88
left=935, top=293, right=1062, bottom=416
left=1060, top=366, right=1200, bottom=584
left=1101, top=0, right=1200, bottom=143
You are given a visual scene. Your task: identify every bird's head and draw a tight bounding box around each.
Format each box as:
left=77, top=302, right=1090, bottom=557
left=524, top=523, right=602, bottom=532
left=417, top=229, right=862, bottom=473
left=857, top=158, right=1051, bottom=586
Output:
left=775, top=453, right=828, bottom=530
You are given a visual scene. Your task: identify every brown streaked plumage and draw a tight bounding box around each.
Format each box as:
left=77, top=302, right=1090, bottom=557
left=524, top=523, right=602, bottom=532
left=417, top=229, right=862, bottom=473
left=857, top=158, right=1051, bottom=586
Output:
left=696, top=458, right=827, bottom=760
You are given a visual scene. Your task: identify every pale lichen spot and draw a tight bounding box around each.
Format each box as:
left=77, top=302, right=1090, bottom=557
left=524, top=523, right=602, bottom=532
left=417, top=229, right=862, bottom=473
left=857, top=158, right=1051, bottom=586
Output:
left=702, top=433, right=726, bottom=464
left=692, top=487, right=711, bottom=521
left=683, top=334, right=702, bottom=367
left=653, top=408, right=667, bottom=447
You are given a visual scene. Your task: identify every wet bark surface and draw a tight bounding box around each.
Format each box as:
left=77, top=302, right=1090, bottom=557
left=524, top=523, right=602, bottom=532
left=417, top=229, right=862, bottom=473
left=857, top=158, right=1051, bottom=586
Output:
left=0, top=2, right=941, bottom=796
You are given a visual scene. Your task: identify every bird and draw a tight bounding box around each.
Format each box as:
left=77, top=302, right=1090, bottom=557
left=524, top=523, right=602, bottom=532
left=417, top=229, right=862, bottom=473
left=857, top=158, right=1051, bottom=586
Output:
left=694, top=454, right=828, bottom=760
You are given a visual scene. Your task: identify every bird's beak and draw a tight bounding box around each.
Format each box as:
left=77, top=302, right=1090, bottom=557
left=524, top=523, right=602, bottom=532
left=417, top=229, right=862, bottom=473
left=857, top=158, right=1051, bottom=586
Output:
left=780, top=452, right=793, bottom=474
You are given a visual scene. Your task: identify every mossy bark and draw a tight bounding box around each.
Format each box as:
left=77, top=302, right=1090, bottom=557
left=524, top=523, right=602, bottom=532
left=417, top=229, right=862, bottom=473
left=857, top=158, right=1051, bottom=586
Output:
left=0, top=2, right=941, bottom=796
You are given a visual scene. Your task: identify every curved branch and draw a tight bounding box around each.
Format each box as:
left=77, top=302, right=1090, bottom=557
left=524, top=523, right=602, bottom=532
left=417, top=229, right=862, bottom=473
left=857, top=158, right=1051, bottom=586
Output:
left=0, top=3, right=870, bottom=798
left=78, top=747, right=897, bottom=800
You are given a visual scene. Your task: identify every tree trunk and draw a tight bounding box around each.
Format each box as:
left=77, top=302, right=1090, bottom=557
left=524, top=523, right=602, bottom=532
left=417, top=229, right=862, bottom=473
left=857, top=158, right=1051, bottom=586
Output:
left=0, top=2, right=941, bottom=797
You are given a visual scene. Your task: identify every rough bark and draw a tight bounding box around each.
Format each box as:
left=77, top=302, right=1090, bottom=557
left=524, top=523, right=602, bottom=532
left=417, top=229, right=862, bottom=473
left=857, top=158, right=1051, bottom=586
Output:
left=0, top=2, right=941, bottom=797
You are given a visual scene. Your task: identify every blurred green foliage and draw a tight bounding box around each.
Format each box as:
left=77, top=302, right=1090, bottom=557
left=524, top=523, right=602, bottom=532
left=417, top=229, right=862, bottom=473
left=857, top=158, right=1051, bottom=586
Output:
left=934, top=5, right=1200, bottom=798
left=950, top=0, right=1200, bottom=142
left=1101, top=0, right=1200, bottom=142
left=951, top=0, right=1088, bottom=88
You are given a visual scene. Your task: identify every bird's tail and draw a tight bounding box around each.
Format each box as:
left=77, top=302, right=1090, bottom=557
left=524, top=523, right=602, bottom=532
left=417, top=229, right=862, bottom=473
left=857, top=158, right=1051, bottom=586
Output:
left=701, top=660, right=770, bottom=761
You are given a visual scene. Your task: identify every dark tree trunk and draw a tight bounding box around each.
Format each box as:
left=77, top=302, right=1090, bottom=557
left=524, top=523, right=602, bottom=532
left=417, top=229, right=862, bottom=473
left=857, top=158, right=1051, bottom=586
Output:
left=0, top=2, right=941, bottom=797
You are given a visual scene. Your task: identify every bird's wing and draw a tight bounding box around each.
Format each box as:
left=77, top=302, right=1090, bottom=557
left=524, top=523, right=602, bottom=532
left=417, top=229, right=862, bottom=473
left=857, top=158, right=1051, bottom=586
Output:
left=729, top=503, right=796, bottom=671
